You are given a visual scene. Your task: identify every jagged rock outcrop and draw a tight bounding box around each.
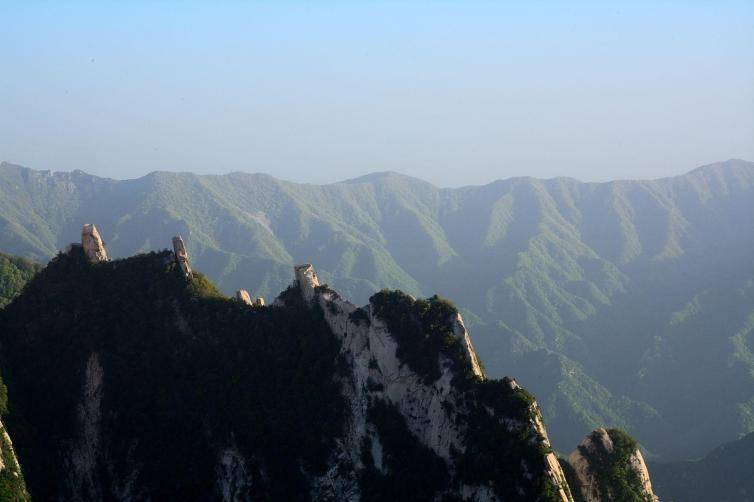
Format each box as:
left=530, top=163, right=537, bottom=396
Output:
left=451, top=312, right=484, bottom=378
left=236, top=290, right=264, bottom=307
left=236, top=289, right=253, bottom=305
left=292, top=264, right=574, bottom=501
left=171, top=235, right=192, bottom=279
left=0, top=248, right=576, bottom=501
left=294, top=263, right=319, bottom=302
left=81, top=224, right=108, bottom=263
left=566, top=428, right=657, bottom=502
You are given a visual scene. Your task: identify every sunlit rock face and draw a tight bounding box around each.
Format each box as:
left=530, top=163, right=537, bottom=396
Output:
left=236, top=289, right=252, bottom=305
left=172, top=235, right=192, bottom=279
left=297, top=264, right=574, bottom=502
left=567, top=428, right=657, bottom=502
left=294, top=263, right=320, bottom=302
left=81, top=224, right=108, bottom=263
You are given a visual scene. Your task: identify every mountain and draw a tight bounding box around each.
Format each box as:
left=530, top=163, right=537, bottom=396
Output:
left=1, top=159, right=753, bottom=461
left=563, top=428, right=657, bottom=502
left=649, top=432, right=754, bottom=501
left=0, top=229, right=658, bottom=500
left=0, top=229, right=660, bottom=500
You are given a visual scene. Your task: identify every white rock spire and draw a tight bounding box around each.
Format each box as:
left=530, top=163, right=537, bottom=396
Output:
left=81, top=224, right=108, bottom=263
left=294, top=264, right=320, bottom=302
left=172, top=236, right=193, bottom=279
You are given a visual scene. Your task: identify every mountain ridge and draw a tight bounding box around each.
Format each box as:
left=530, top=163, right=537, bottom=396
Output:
left=1, top=159, right=752, bottom=460
left=3, top=158, right=750, bottom=187
left=0, top=228, right=660, bottom=501
left=0, top=238, right=571, bottom=500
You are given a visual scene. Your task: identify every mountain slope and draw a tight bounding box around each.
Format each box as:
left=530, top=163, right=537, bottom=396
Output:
left=0, top=243, right=574, bottom=501
left=1, top=159, right=753, bottom=459
left=0, top=253, right=41, bottom=309
left=649, top=432, right=754, bottom=501
left=564, top=428, right=657, bottom=502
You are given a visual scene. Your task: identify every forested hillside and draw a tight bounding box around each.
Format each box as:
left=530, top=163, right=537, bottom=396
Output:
left=1, top=159, right=752, bottom=460
left=0, top=253, right=41, bottom=308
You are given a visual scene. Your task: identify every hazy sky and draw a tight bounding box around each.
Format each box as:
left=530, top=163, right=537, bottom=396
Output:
left=1, top=1, right=753, bottom=186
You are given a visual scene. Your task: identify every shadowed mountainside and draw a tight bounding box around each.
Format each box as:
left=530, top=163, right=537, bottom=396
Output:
left=649, top=432, right=754, bottom=502
left=1, top=159, right=753, bottom=460
left=0, top=245, right=578, bottom=501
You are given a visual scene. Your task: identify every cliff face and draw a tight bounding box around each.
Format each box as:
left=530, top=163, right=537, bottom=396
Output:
left=564, top=428, right=657, bottom=502
left=0, top=242, right=575, bottom=501
left=298, top=274, right=573, bottom=501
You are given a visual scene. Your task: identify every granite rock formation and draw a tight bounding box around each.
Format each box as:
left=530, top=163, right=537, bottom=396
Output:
left=171, top=236, right=192, bottom=279
left=81, top=224, right=108, bottom=263
left=566, top=428, right=657, bottom=502
left=235, top=289, right=252, bottom=305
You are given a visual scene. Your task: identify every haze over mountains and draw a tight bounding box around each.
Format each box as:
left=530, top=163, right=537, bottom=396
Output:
left=1, top=159, right=753, bottom=462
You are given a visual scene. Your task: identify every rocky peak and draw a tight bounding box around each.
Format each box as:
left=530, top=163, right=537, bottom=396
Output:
left=171, top=236, right=192, bottom=279
left=450, top=312, right=484, bottom=379
left=290, top=263, right=574, bottom=501
left=236, top=289, right=264, bottom=306
left=293, top=263, right=319, bottom=302
left=81, top=224, right=108, bottom=263
left=566, top=428, right=657, bottom=502
left=236, top=289, right=252, bottom=305
left=1, top=249, right=656, bottom=501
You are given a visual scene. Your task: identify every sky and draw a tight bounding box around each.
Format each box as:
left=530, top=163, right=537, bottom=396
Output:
left=1, top=1, right=753, bottom=186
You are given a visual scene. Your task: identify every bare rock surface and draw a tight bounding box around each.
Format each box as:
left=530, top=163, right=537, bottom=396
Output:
left=294, top=263, right=320, bottom=302
left=294, top=264, right=574, bottom=502
left=81, top=224, right=108, bottom=263
left=236, top=289, right=252, bottom=305
left=172, top=235, right=193, bottom=279
left=567, top=428, right=657, bottom=502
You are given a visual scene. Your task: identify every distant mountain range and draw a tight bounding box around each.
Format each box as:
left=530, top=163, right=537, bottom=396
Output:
left=650, top=432, right=754, bottom=501
left=1, top=159, right=752, bottom=461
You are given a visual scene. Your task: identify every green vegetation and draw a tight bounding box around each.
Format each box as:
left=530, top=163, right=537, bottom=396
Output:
left=364, top=289, right=563, bottom=500
left=0, top=254, right=30, bottom=502
left=0, top=253, right=41, bottom=309
left=369, top=290, right=477, bottom=384
left=0, top=248, right=346, bottom=500
left=348, top=307, right=370, bottom=326
left=0, top=418, right=29, bottom=502
left=579, top=429, right=654, bottom=502
left=0, top=374, right=28, bottom=501
left=455, top=378, right=562, bottom=501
